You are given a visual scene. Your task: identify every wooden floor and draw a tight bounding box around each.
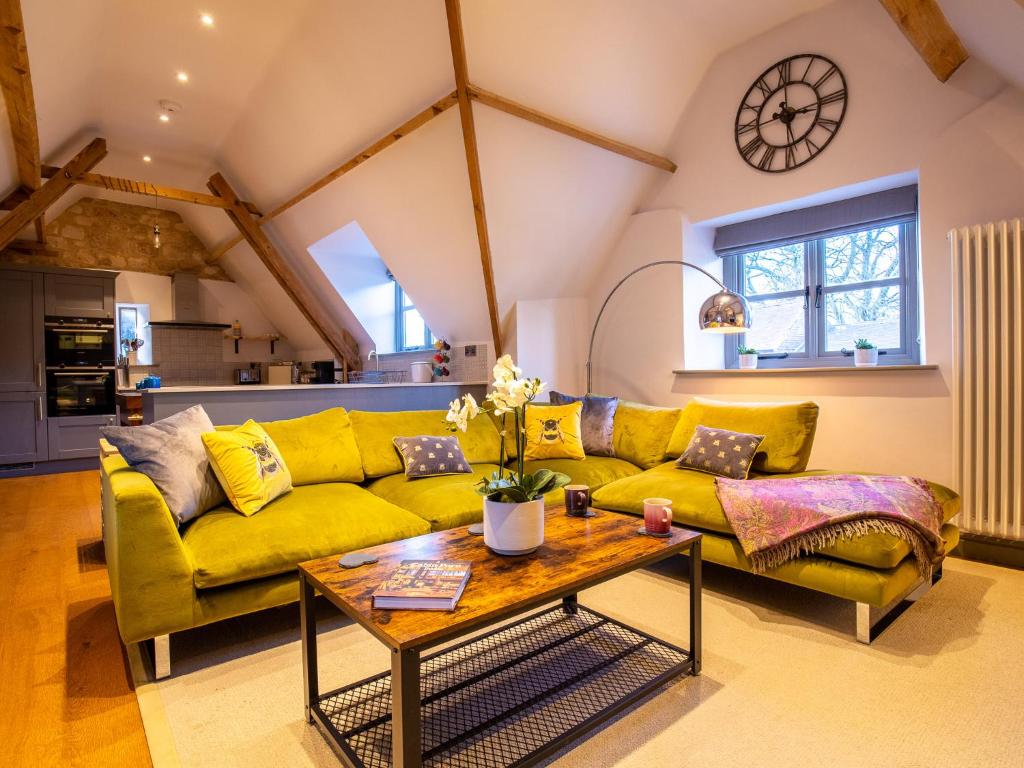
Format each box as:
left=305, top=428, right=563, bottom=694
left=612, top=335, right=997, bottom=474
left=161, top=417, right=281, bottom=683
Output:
left=0, top=470, right=152, bottom=767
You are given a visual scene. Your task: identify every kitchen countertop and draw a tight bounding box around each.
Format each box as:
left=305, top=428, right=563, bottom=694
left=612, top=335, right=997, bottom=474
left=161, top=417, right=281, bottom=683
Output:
left=139, top=381, right=487, bottom=394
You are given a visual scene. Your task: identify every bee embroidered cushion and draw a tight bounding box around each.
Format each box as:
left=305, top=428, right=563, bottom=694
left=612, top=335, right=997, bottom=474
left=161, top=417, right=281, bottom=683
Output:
left=393, top=435, right=473, bottom=479
left=676, top=425, right=765, bottom=480
left=202, top=420, right=293, bottom=515
left=523, top=401, right=586, bottom=461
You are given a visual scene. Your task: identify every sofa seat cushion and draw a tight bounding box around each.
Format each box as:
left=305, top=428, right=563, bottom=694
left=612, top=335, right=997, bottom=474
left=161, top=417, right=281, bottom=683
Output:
left=592, top=464, right=960, bottom=570
left=367, top=464, right=499, bottom=531
left=521, top=456, right=642, bottom=491
left=182, top=483, right=431, bottom=589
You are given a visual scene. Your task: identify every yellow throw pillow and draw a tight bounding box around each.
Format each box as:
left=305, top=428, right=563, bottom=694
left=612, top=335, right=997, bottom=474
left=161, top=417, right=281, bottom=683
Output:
left=523, top=402, right=586, bottom=461
left=202, top=420, right=293, bottom=516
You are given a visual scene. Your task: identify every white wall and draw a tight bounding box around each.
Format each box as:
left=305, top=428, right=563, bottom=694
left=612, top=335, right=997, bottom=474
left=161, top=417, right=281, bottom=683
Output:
left=512, top=298, right=588, bottom=398
left=589, top=0, right=1024, bottom=488
left=114, top=271, right=294, bottom=363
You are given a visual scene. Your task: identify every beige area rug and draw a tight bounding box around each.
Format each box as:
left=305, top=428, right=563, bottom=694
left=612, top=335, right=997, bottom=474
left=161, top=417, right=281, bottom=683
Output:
left=131, top=556, right=1024, bottom=768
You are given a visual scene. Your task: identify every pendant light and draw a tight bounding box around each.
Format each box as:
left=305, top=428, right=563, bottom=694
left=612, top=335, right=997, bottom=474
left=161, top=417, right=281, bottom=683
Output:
left=152, top=188, right=161, bottom=249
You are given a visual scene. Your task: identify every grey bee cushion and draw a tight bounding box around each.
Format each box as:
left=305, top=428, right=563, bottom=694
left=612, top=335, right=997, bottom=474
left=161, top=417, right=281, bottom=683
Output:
left=393, top=435, right=473, bottom=479
left=548, top=391, right=618, bottom=457
left=676, top=424, right=765, bottom=480
left=100, top=404, right=226, bottom=525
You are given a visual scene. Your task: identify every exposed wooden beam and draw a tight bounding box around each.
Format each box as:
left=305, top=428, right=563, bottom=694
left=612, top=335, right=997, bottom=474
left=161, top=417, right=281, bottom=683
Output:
left=468, top=85, right=677, bottom=173
left=877, top=0, right=968, bottom=82
left=207, top=172, right=360, bottom=371
left=40, top=166, right=261, bottom=215
left=0, top=0, right=44, bottom=241
left=445, top=0, right=502, bottom=356
left=0, top=184, right=31, bottom=210
left=0, top=137, right=106, bottom=251
left=209, top=91, right=459, bottom=260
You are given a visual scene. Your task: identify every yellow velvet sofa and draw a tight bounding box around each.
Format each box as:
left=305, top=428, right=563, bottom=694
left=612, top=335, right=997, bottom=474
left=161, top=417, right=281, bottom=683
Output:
left=100, top=399, right=959, bottom=676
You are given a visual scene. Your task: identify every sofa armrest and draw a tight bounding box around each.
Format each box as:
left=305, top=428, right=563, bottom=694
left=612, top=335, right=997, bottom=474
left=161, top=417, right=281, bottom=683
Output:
left=101, top=454, right=196, bottom=644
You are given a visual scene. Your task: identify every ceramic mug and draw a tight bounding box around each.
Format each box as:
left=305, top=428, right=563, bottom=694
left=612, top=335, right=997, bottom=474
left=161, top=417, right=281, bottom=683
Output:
left=564, top=484, right=590, bottom=516
left=642, top=497, right=673, bottom=535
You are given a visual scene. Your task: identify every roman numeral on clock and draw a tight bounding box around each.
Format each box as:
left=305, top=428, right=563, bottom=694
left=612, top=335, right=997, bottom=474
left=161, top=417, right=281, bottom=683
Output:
left=813, top=64, right=839, bottom=90
left=736, top=118, right=758, bottom=136
left=740, top=135, right=765, bottom=161
left=757, top=146, right=776, bottom=171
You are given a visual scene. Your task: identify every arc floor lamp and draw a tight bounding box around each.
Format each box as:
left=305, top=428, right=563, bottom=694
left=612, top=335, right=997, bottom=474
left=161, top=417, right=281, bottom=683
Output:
left=586, top=260, right=752, bottom=394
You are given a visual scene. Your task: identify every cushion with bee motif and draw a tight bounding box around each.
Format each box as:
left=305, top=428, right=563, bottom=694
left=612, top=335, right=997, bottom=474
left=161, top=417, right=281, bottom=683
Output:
left=393, top=435, right=473, bottom=479
left=523, top=401, right=586, bottom=461
left=202, top=420, right=293, bottom=515
left=676, top=425, right=765, bottom=480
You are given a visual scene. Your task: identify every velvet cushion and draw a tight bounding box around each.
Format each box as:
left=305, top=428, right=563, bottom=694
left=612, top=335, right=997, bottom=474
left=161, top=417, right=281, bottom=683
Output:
left=523, top=401, right=586, bottom=460
left=520, top=456, right=643, bottom=491
left=202, top=421, right=293, bottom=516
left=667, top=398, right=819, bottom=473
left=100, top=404, right=225, bottom=525
left=611, top=401, right=683, bottom=469
left=548, top=391, right=618, bottom=457
left=350, top=409, right=501, bottom=478
left=367, top=463, right=498, bottom=531
left=676, top=425, right=765, bottom=479
left=393, top=435, right=472, bottom=478
left=259, top=407, right=363, bottom=485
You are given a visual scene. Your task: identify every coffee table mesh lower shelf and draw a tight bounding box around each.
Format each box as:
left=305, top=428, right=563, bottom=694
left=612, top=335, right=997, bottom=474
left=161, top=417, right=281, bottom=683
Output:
left=315, top=605, right=692, bottom=768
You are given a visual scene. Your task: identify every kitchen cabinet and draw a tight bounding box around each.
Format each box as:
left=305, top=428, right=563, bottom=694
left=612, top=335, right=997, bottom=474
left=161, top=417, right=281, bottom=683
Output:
left=0, top=270, right=44, bottom=392
left=44, top=273, right=115, bottom=319
left=47, top=414, right=116, bottom=461
left=0, top=392, right=47, bottom=464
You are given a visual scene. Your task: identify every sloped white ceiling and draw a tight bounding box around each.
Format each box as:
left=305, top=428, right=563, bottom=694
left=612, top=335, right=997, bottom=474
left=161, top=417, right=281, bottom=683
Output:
left=17, top=0, right=1023, bottom=356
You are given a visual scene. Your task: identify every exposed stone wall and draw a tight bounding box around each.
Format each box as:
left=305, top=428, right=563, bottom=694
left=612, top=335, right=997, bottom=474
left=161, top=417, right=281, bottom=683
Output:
left=2, top=197, right=230, bottom=280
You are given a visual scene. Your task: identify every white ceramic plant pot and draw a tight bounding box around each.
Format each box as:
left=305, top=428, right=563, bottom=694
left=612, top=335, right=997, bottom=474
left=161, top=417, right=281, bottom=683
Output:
left=738, top=354, right=758, bottom=370
left=483, top=498, right=545, bottom=555
left=854, top=348, right=879, bottom=367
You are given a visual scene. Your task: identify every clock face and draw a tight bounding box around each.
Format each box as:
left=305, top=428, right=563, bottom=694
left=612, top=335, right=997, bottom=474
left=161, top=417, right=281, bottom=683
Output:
left=735, top=53, right=847, bottom=173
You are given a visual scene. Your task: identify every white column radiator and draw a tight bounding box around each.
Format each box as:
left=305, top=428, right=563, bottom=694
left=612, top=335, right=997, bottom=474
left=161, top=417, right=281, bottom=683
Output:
left=950, top=218, right=1024, bottom=540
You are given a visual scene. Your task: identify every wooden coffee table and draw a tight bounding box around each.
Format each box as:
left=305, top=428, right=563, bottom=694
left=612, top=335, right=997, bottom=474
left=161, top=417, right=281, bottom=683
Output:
left=298, top=506, right=702, bottom=768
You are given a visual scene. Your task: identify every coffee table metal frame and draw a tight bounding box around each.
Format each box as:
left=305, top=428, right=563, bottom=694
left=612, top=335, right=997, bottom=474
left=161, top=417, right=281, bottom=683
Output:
left=300, top=532, right=701, bottom=768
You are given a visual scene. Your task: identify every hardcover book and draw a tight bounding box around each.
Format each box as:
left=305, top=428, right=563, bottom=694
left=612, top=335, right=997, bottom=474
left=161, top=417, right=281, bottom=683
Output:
left=372, top=560, right=472, bottom=611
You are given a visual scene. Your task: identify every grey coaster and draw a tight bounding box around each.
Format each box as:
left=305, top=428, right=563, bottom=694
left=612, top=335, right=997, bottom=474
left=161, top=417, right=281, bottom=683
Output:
left=637, top=526, right=672, bottom=539
left=566, top=508, right=598, bottom=518
left=467, top=523, right=484, bottom=536
left=339, top=553, right=378, bottom=568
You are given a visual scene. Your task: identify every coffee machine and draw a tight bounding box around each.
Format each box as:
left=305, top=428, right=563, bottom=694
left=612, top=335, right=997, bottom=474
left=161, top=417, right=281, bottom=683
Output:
left=312, top=360, right=336, bottom=384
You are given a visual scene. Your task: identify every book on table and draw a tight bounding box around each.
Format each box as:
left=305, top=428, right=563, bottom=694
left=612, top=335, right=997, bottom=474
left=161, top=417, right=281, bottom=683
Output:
left=372, top=560, right=472, bottom=611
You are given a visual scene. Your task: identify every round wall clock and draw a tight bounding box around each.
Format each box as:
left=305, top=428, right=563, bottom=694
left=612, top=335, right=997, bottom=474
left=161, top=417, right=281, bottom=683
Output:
left=734, top=53, right=847, bottom=173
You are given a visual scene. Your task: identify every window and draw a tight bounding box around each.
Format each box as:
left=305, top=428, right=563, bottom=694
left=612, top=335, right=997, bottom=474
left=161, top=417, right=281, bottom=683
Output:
left=723, top=220, right=918, bottom=367
left=394, top=282, right=433, bottom=351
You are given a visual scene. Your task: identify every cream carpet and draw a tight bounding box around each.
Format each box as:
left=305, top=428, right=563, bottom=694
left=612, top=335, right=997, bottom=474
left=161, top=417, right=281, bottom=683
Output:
left=131, top=556, right=1024, bottom=768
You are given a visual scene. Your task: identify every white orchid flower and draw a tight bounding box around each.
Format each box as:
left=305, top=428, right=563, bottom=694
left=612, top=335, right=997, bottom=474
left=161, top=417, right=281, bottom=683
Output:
left=461, top=392, right=480, bottom=419
left=492, top=354, right=522, bottom=385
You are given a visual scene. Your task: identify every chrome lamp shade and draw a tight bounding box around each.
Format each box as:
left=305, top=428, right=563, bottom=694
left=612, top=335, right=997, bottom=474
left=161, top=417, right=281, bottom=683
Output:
left=698, top=289, right=752, bottom=334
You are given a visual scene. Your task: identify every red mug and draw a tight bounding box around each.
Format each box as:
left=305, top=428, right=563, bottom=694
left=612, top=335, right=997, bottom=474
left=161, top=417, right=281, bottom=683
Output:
left=642, top=497, right=672, bottom=535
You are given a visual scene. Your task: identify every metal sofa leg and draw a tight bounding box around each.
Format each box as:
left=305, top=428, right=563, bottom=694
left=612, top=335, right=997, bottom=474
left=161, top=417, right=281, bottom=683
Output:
left=855, top=564, right=938, bottom=644
left=153, top=634, right=171, bottom=679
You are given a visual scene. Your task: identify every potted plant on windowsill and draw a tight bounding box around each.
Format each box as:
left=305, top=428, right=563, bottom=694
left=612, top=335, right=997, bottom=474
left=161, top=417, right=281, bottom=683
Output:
left=853, top=338, right=879, bottom=367
left=737, top=345, right=758, bottom=370
left=446, top=356, right=570, bottom=555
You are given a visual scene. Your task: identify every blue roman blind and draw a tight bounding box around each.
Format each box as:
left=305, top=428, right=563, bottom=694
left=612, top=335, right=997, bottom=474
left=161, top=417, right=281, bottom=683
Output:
left=713, top=184, right=918, bottom=257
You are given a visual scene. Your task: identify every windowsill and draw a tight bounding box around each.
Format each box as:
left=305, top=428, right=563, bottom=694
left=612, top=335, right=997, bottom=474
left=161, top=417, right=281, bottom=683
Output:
left=673, top=364, right=939, bottom=375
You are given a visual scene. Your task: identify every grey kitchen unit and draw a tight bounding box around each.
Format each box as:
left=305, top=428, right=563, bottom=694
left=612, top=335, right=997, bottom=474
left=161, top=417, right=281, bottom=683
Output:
left=44, top=272, right=116, bottom=319
left=0, top=265, right=118, bottom=473
left=47, top=414, right=118, bottom=460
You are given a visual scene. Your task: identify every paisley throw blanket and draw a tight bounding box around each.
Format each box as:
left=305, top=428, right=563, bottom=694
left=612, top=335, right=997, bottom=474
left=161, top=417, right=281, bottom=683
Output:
left=715, top=474, right=946, bottom=574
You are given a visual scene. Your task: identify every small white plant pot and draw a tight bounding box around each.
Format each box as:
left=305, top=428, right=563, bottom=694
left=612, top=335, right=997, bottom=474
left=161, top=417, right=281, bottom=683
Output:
left=854, top=348, right=879, bottom=367
left=738, top=354, right=758, bottom=370
left=483, top=498, right=544, bottom=555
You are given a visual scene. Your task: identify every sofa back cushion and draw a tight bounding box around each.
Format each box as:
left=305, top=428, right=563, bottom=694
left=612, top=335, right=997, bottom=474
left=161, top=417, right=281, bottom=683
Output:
left=612, top=401, right=683, bottom=470
left=667, top=398, right=818, bottom=473
left=258, top=408, right=364, bottom=485
left=350, top=409, right=502, bottom=478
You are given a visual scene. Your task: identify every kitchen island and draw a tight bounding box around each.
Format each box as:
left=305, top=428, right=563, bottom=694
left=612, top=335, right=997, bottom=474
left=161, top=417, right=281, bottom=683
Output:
left=140, top=381, right=488, bottom=425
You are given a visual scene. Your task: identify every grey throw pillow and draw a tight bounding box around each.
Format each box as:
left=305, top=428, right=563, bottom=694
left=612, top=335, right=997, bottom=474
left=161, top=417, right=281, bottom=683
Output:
left=548, top=391, right=618, bottom=457
left=676, top=425, right=765, bottom=480
left=393, top=435, right=473, bottom=479
left=101, top=404, right=226, bottom=525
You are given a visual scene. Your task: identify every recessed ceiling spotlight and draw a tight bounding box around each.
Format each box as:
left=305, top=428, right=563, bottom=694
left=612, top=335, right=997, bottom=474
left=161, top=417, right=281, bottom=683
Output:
left=176, top=71, right=189, bottom=83
left=158, top=113, right=170, bottom=123
left=142, top=155, right=152, bottom=162
left=157, top=99, right=182, bottom=124
left=200, top=12, right=214, bottom=27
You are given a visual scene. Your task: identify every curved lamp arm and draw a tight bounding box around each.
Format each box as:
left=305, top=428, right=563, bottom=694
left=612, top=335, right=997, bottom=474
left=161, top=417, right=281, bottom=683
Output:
left=586, top=259, right=728, bottom=394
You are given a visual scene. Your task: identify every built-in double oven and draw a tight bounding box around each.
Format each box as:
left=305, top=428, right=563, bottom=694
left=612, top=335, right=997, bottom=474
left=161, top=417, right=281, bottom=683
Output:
left=45, top=316, right=116, bottom=417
